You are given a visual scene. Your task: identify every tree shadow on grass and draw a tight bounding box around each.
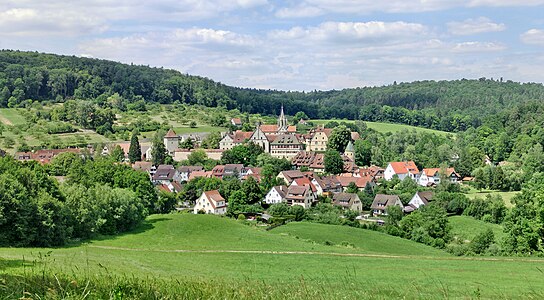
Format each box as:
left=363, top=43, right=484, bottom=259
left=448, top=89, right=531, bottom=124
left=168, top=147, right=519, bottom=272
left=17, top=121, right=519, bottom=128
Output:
left=0, top=258, right=32, bottom=271
left=62, top=216, right=171, bottom=249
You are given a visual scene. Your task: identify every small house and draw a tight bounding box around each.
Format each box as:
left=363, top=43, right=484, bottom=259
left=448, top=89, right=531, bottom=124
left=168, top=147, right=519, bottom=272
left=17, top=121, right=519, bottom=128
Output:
left=194, top=190, right=227, bottom=215
left=371, top=194, right=404, bottom=216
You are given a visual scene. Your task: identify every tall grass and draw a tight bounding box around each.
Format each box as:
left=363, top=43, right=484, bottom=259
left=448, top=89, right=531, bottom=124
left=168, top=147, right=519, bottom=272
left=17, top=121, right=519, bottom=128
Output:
left=3, top=253, right=543, bottom=299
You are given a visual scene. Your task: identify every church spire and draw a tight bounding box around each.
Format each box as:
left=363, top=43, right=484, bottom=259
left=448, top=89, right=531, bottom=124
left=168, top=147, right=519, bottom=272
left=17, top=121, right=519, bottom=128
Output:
left=277, top=105, right=288, bottom=133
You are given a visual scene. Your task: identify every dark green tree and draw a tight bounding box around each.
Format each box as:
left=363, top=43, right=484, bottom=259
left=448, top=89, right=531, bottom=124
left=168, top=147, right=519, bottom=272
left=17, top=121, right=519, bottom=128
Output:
left=324, top=150, right=344, bottom=174
left=327, top=125, right=351, bottom=153
left=128, top=132, right=142, bottom=163
left=111, top=145, right=125, bottom=162
left=151, top=134, right=167, bottom=166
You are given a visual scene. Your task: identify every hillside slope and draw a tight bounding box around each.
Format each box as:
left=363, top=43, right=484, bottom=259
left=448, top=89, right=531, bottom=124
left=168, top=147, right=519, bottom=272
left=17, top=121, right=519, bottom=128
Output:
left=1, top=214, right=544, bottom=298
left=2, top=50, right=544, bottom=132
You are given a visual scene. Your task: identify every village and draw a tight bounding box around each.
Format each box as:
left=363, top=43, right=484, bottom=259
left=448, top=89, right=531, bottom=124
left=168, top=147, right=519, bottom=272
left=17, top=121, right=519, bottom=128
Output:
left=12, top=107, right=468, bottom=225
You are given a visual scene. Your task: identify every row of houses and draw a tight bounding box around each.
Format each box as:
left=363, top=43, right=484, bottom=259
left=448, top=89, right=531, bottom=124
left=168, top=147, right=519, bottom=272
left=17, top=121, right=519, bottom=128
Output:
left=370, top=191, right=434, bottom=216
left=383, top=161, right=461, bottom=186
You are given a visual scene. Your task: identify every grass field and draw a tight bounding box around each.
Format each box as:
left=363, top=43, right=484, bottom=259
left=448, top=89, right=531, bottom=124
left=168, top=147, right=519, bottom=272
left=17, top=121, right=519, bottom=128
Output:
left=310, top=119, right=453, bottom=136
left=465, top=189, right=519, bottom=208
left=0, top=108, right=26, bottom=125
left=271, top=221, right=446, bottom=256
left=449, top=215, right=506, bottom=242
left=2, top=214, right=544, bottom=299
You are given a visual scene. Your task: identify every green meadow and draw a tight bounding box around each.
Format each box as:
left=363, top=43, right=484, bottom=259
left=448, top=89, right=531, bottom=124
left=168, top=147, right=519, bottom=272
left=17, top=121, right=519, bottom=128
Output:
left=2, top=214, right=544, bottom=299
left=311, top=119, right=453, bottom=136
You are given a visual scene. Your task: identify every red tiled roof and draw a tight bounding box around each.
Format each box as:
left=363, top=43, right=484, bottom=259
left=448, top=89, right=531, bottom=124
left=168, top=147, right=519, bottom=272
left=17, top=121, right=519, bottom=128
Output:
left=165, top=129, right=178, bottom=138
left=260, top=125, right=278, bottom=133
left=351, top=132, right=361, bottom=140
left=203, top=190, right=226, bottom=208
left=423, top=167, right=458, bottom=177
left=232, top=130, right=253, bottom=143
left=293, top=177, right=317, bottom=193
left=389, top=161, right=419, bottom=175
left=158, top=184, right=171, bottom=193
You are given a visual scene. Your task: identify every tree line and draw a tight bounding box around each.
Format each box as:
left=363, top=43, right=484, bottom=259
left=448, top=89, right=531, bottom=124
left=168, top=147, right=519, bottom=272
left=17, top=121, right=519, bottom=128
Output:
left=0, top=152, right=159, bottom=247
left=2, top=50, right=544, bottom=134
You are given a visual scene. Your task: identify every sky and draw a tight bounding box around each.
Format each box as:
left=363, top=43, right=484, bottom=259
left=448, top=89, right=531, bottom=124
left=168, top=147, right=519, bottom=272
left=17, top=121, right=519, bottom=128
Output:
left=0, top=1, right=543, bottom=91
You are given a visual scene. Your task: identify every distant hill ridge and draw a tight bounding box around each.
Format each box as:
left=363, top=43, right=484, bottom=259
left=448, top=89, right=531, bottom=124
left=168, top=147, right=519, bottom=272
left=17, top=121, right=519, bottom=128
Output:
left=1, top=50, right=544, bottom=132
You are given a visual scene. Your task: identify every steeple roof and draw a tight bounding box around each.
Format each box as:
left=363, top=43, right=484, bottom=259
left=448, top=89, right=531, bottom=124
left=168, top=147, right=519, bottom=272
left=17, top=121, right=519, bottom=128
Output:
left=345, top=140, right=354, bottom=152
left=164, top=129, right=177, bottom=138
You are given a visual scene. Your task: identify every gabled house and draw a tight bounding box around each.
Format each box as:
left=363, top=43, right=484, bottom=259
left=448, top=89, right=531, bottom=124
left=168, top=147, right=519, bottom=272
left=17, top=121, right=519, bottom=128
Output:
left=151, top=165, right=180, bottom=185
left=285, top=185, right=315, bottom=209
left=219, top=130, right=253, bottom=150
left=417, top=168, right=461, bottom=186
left=292, top=151, right=358, bottom=174
left=132, top=161, right=154, bottom=177
left=230, top=118, right=242, bottom=127
left=336, top=175, right=375, bottom=192
left=264, top=185, right=288, bottom=205
left=249, top=126, right=270, bottom=153
left=193, top=190, right=227, bottom=215
left=356, top=166, right=384, bottom=179
left=404, top=191, right=434, bottom=213
left=384, top=161, right=419, bottom=181
left=277, top=170, right=306, bottom=185
left=306, top=127, right=332, bottom=152
left=177, top=166, right=205, bottom=182
left=188, top=170, right=213, bottom=181
left=311, top=175, right=343, bottom=196
left=290, top=177, right=317, bottom=198
left=270, top=134, right=304, bottom=159
left=371, top=194, right=404, bottom=216
left=333, top=193, right=363, bottom=212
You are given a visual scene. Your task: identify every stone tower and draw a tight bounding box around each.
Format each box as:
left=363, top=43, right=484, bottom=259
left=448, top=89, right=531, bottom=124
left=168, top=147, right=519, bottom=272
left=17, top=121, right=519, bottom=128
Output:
left=344, top=140, right=355, bottom=161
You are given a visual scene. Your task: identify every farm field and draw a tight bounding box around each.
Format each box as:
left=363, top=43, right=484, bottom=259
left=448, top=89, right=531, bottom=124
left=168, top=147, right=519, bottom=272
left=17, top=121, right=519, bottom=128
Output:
left=449, top=215, right=506, bottom=242
left=311, top=119, right=453, bottom=136
left=1, top=214, right=544, bottom=299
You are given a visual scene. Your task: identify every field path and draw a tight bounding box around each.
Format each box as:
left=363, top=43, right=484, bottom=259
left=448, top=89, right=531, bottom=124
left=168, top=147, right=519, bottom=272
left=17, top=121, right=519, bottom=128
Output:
left=0, top=115, right=12, bottom=125
left=88, top=245, right=544, bottom=263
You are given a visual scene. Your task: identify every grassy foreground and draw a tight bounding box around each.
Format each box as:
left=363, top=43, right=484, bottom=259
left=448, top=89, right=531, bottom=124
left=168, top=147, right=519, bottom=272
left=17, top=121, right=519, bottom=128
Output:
left=1, top=214, right=544, bottom=299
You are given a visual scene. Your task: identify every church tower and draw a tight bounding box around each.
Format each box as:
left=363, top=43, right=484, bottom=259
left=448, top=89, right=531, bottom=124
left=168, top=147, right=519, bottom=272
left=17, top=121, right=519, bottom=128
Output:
left=344, top=140, right=355, bottom=161
left=277, top=105, right=288, bottom=133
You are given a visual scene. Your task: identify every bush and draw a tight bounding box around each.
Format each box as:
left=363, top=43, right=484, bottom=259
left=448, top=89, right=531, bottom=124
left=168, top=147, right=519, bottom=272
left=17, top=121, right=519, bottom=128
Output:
left=470, top=228, right=495, bottom=254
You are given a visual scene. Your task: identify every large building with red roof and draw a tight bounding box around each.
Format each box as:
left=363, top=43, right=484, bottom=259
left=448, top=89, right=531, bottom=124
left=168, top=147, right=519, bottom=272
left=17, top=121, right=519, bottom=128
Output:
left=384, top=161, right=420, bottom=181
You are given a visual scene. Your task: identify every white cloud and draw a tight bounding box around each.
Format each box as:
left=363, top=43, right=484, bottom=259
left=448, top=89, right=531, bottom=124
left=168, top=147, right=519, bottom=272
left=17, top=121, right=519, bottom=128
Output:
left=288, top=0, right=544, bottom=15
left=0, top=8, right=107, bottom=36
left=521, top=29, right=544, bottom=45
left=269, top=21, right=428, bottom=44
left=447, top=17, right=506, bottom=36
left=452, top=41, right=506, bottom=52
left=275, top=5, right=323, bottom=18
left=468, top=0, right=544, bottom=7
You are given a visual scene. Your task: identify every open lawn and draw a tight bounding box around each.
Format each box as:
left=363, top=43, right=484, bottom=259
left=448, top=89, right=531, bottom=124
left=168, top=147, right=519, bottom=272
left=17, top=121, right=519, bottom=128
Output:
left=1, top=214, right=544, bottom=299
left=0, top=108, right=26, bottom=125
left=311, top=119, right=453, bottom=136
left=449, top=215, right=506, bottom=242
left=271, top=221, right=446, bottom=256
left=465, top=189, right=519, bottom=208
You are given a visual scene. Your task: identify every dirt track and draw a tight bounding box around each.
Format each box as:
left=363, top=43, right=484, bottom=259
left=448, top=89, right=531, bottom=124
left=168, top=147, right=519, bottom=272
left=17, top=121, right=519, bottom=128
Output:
left=88, top=245, right=544, bottom=263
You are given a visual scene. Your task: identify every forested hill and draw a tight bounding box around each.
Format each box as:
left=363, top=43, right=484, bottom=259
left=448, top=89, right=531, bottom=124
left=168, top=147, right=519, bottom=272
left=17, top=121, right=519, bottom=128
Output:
left=2, top=50, right=544, bottom=132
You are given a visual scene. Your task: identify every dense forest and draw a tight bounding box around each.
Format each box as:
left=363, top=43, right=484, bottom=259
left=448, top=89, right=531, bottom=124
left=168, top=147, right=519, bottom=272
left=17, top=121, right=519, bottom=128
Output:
left=2, top=50, right=544, bottom=133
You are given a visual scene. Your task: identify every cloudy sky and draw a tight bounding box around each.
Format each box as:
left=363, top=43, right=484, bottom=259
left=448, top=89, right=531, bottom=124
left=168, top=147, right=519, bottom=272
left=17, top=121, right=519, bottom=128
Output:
left=1, top=1, right=543, bottom=91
